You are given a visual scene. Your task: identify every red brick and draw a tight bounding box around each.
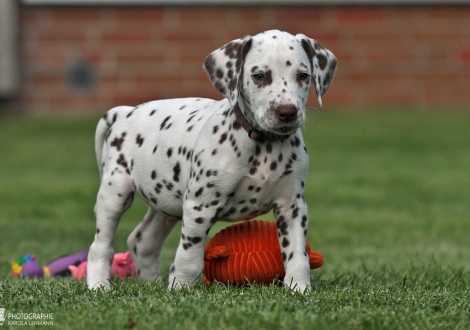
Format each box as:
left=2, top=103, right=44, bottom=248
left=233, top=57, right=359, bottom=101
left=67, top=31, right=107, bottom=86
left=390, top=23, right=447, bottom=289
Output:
left=335, top=7, right=387, bottom=22
left=392, top=6, right=422, bottom=20
left=239, top=8, right=262, bottom=21
left=274, top=6, right=324, bottom=21
left=111, top=92, right=159, bottom=106
left=168, top=21, right=229, bottom=40
left=32, top=29, right=87, bottom=43
left=49, top=7, right=103, bottom=23
left=99, top=44, right=163, bottom=63
left=166, top=40, right=214, bottom=61
left=426, top=6, right=470, bottom=20
left=313, top=88, right=352, bottom=106
left=20, top=49, right=67, bottom=66
left=112, top=7, right=165, bottom=21
left=413, top=72, right=459, bottom=83
left=133, top=76, right=182, bottom=86
left=414, top=32, right=463, bottom=44
left=101, top=30, right=153, bottom=43
left=460, top=49, right=470, bottom=62
left=115, top=51, right=166, bottom=65
left=358, top=85, right=415, bottom=106
left=28, top=75, right=64, bottom=86
left=365, top=47, right=414, bottom=62
left=177, top=7, right=228, bottom=21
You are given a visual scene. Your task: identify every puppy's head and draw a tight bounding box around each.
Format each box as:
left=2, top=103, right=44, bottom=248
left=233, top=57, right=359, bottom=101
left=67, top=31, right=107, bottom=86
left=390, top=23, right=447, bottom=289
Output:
left=204, top=30, right=337, bottom=135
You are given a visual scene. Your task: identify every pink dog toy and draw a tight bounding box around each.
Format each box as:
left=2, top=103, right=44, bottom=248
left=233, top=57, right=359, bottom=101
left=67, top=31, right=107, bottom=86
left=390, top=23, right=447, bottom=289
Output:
left=69, top=252, right=136, bottom=280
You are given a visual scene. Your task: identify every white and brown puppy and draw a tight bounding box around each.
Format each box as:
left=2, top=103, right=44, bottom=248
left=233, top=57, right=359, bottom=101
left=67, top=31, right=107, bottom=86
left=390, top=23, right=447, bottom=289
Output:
left=87, top=29, right=337, bottom=292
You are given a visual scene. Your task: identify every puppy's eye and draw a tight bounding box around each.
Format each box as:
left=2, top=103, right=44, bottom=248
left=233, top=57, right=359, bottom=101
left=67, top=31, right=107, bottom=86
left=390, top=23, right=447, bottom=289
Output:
left=252, top=73, right=265, bottom=81
left=298, top=72, right=310, bottom=81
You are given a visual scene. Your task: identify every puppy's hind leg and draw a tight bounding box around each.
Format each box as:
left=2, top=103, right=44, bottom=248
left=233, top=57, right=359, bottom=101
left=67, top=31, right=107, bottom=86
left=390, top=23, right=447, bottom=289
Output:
left=128, top=209, right=178, bottom=282
left=87, top=171, right=135, bottom=289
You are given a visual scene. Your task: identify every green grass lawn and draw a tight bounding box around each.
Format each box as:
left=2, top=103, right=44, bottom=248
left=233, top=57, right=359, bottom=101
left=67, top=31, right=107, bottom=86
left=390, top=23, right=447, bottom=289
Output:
left=0, top=108, right=469, bottom=329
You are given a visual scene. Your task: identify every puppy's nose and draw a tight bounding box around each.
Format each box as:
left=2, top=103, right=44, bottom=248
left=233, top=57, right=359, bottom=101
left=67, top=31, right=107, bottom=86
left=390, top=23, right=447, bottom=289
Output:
left=276, top=104, right=298, bottom=123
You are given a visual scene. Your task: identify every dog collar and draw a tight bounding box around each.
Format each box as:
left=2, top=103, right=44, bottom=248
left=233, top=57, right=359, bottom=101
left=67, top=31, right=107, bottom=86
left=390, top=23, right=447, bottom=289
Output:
left=233, top=103, right=290, bottom=142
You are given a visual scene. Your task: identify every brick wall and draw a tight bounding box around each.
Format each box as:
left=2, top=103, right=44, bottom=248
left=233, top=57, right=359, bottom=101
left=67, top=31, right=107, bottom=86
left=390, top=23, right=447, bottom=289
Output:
left=16, top=5, right=470, bottom=113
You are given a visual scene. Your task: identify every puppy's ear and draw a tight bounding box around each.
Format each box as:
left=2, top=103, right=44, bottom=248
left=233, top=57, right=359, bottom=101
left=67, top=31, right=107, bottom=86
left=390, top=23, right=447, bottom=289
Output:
left=203, top=35, right=253, bottom=106
left=296, top=34, right=338, bottom=107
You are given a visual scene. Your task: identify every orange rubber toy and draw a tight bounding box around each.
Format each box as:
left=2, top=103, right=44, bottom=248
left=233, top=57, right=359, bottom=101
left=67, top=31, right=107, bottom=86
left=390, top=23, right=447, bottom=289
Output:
left=203, top=220, right=324, bottom=285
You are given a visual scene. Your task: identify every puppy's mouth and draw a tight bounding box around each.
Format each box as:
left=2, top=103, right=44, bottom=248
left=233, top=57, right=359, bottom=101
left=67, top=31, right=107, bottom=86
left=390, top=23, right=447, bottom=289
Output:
left=257, top=114, right=304, bottom=136
left=266, top=123, right=300, bottom=135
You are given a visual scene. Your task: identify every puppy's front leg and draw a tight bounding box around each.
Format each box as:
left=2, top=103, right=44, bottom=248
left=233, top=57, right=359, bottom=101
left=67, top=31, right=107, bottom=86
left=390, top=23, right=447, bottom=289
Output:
left=274, top=199, right=311, bottom=292
left=168, top=204, right=214, bottom=289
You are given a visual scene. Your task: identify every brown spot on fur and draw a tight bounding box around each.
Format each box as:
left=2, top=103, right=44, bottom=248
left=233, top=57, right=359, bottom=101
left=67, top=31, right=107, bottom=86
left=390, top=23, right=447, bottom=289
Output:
left=110, top=132, right=126, bottom=151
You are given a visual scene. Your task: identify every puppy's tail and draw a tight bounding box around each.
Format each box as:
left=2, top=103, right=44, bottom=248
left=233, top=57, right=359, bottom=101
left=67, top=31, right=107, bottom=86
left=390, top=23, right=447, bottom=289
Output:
left=95, top=106, right=133, bottom=180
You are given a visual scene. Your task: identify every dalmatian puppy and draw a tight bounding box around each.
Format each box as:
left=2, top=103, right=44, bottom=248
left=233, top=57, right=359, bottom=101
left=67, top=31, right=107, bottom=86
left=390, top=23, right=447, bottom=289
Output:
left=87, top=29, right=337, bottom=292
